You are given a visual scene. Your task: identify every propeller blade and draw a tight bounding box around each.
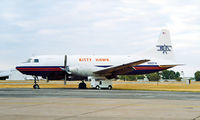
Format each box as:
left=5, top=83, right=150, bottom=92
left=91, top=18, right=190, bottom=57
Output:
left=64, top=55, right=67, bottom=85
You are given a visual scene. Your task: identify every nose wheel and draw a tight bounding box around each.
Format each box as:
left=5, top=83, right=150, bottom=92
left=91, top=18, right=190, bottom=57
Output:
left=33, top=84, right=40, bottom=89
left=33, top=76, right=40, bottom=89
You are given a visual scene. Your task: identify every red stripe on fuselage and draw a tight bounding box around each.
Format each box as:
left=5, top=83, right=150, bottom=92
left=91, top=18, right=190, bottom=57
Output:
left=133, top=66, right=168, bottom=70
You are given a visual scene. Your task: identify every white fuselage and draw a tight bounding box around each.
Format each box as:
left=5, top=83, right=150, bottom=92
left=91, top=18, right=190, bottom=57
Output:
left=16, top=55, right=175, bottom=80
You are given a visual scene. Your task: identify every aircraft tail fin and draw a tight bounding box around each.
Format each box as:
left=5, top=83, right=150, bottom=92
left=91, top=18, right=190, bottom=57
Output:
left=143, top=29, right=174, bottom=61
left=156, top=29, right=173, bottom=57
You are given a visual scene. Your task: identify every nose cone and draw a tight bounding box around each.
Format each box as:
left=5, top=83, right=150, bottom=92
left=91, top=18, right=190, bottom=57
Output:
left=16, top=66, right=21, bottom=72
left=16, top=64, right=32, bottom=76
left=16, top=64, right=25, bottom=73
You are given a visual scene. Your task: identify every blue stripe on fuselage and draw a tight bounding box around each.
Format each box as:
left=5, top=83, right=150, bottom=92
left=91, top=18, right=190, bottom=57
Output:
left=126, top=70, right=161, bottom=75
left=95, top=65, right=113, bottom=68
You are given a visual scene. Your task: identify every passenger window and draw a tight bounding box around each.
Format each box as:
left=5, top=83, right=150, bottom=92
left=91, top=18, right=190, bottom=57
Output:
left=34, top=59, right=39, bottom=63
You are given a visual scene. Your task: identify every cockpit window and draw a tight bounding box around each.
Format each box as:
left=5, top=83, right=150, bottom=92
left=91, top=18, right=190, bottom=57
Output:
left=34, top=59, right=39, bottom=63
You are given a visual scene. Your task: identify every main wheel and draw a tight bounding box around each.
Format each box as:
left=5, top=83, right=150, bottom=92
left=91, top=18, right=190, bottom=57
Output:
left=79, top=82, right=87, bottom=89
left=33, top=84, right=40, bottom=89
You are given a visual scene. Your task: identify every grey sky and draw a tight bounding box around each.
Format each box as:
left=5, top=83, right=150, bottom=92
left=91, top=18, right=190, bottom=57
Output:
left=0, top=0, right=200, bottom=77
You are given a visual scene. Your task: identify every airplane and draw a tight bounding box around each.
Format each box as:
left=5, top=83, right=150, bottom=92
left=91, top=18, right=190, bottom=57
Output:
left=16, top=29, right=180, bottom=89
left=0, top=71, right=9, bottom=80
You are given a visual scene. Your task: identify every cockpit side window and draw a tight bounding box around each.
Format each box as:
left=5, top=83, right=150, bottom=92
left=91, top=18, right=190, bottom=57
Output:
left=34, top=59, right=39, bottom=63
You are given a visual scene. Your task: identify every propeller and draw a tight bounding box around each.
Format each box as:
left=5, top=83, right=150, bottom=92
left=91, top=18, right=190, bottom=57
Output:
left=64, top=55, right=67, bottom=85
left=61, top=55, right=71, bottom=85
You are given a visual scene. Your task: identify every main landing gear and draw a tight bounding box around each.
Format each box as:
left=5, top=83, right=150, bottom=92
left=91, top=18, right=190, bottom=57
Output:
left=33, top=76, right=40, bottom=89
left=78, top=80, right=87, bottom=89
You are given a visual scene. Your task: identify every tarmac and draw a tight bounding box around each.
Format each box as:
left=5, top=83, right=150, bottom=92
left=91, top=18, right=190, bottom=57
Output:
left=0, top=88, right=200, bottom=120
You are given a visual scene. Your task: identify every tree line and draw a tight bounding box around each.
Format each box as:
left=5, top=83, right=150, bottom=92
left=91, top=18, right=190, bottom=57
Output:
left=119, top=70, right=200, bottom=81
left=195, top=71, right=200, bottom=81
left=119, top=70, right=181, bottom=81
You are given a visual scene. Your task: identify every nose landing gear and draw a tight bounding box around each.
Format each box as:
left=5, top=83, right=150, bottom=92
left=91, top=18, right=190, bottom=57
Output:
left=33, top=76, right=40, bottom=89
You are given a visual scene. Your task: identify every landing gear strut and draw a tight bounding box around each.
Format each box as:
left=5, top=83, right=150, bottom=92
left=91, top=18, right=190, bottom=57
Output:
left=78, top=80, right=87, bottom=89
left=33, top=76, right=40, bottom=89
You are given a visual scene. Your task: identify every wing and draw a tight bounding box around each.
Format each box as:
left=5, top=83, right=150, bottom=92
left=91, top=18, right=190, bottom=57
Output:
left=94, top=59, right=150, bottom=77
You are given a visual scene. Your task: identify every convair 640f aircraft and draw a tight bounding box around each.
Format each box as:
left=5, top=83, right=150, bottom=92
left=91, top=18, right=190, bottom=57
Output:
left=16, top=29, right=179, bottom=89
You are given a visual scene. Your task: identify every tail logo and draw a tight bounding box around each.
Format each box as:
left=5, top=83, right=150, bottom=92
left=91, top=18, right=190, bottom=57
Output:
left=156, top=44, right=172, bottom=54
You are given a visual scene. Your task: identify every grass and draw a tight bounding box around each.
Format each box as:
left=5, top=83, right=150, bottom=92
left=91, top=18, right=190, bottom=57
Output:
left=1, top=80, right=200, bottom=92
left=113, top=82, right=200, bottom=92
